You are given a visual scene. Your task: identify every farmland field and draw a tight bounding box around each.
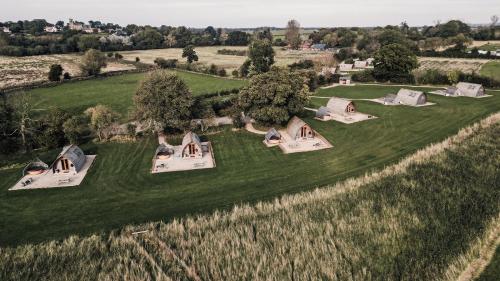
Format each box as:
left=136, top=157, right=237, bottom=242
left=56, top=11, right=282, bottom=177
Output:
left=24, top=70, right=246, bottom=120
left=418, top=57, right=491, bottom=73
left=479, top=61, right=500, bottom=79
left=1, top=113, right=498, bottom=280
left=120, top=46, right=333, bottom=72
left=0, top=82, right=499, bottom=246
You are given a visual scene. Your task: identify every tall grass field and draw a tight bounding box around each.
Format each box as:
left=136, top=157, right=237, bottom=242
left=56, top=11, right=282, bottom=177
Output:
left=1, top=114, right=499, bottom=281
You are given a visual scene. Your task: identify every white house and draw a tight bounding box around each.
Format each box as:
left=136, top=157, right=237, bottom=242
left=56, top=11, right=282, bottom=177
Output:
left=338, top=63, right=353, bottom=72
left=44, top=26, right=59, bottom=33
left=2, top=27, right=11, bottom=34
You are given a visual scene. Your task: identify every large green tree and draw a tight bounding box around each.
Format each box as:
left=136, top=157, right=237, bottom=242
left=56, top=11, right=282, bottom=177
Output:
left=84, top=105, right=119, bottom=141
left=134, top=70, right=194, bottom=131
left=247, top=39, right=275, bottom=76
left=237, top=67, right=310, bottom=124
left=182, top=45, right=199, bottom=63
left=80, top=49, right=107, bottom=76
left=373, top=43, right=418, bottom=81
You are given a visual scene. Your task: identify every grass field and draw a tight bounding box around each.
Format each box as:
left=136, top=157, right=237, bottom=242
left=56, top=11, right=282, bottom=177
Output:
left=479, top=61, right=500, bottom=80
left=0, top=82, right=499, bottom=247
left=24, top=70, right=246, bottom=121
left=1, top=115, right=498, bottom=280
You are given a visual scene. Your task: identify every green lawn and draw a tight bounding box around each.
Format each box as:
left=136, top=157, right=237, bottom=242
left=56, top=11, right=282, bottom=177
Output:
left=480, top=61, right=500, bottom=80
left=26, top=70, right=246, bottom=121
left=0, top=84, right=499, bottom=246
left=476, top=43, right=500, bottom=51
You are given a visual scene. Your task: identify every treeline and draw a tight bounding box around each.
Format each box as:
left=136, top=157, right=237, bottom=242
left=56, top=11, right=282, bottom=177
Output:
left=0, top=22, right=254, bottom=56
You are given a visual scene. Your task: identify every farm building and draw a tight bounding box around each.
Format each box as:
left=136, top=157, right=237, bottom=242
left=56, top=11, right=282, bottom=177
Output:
left=339, top=76, right=351, bottom=85
left=326, top=97, right=356, bottom=115
left=287, top=116, right=315, bottom=141
left=395, top=89, right=427, bottom=106
left=52, top=145, right=87, bottom=175
left=339, top=63, right=353, bottom=72
left=265, top=128, right=282, bottom=145
left=452, top=82, right=485, bottom=97
left=354, top=61, right=369, bottom=68
left=181, top=132, right=203, bottom=159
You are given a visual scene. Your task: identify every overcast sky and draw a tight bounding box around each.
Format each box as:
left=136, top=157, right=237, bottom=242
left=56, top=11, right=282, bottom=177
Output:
left=1, top=0, right=498, bottom=28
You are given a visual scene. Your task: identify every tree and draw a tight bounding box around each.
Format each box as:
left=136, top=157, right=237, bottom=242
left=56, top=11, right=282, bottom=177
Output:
left=80, top=49, right=107, bottom=76
left=285, top=19, right=302, bottom=49
left=182, top=45, right=198, bottom=63
left=247, top=39, right=275, bottom=75
left=11, top=93, right=34, bottom=152
left=237, top=67, right=310, bottom=124
left=132, top=28, right=164, bottom=49
left=0, top=92, right=20, bottom=154
left=63, top=115, right=89, bottom=144
left=84, top=105, right=119, bottom=141
left=35, top=108, right=69, bottom=149
left=48, top=64, right=63, bottom=81
left=77, top=35, right=100, bottom=51
left=225, top=31, right=250, bottom=46
left=134, top=70, right=194, bottom=131
left=373, top=43, right=418, bottom=81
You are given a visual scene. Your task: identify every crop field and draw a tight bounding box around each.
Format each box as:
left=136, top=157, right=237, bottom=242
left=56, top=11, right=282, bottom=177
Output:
left=1, top=114, right=498, bottom=280
left=0, top=54, right=136, bottom=89
left=470, top=40, right=500, bottom=50
left=0, top=82, right=499, bottom=247
left=120, top=46, right=332, bottom=72
left=23, top=70, right=246, bottom=120
left=479, top=61, right=500, bottom=79
left=418, top=57, right=490, bottom=73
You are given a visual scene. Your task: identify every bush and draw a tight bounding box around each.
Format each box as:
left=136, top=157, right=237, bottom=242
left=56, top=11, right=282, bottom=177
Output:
left=288, top=59, right=315, bottom=70
left=63, top=115, right=89, bottom=144
left=63, top=72, right=71, bottom=80
left=126, top=123, right=136, bottom=137
left=209, top=64, right=218, bottom=75
left=217, top=68, right=227, bottom=77
left=48, top=64, right=63, bottom=82
left=231, top=70, right=239, bottom=77
left=107, top=52, right=114, bottom=58
left=217, top=49, right=247, bottom=56
left=154, top=58, right=177, bottom=69
left=114, top=53, right=123, bottom=59
left=413, top=69, right=449, bottom=85
left=135, top=57, right=140, bottom=62
left=352, top=69, right=376, bottom=82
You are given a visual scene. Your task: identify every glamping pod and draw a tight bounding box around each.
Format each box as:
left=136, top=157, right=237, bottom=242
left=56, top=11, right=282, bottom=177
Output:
left=338, top=63, right=353, bottom=72
left=181, top=132, right=203, bottom=159
left=339, top=76, right=351, bottom=85
left=454, top=82, right=485, bottom=97
left=52, top=145, right=87, bottom=174
left=326, top=97, right=356, bottom=115
left=265, top=128, right=282, bottom=144
left=396, top=89, right=427, bottom=106
left=287, top=117, right=315, bottom=141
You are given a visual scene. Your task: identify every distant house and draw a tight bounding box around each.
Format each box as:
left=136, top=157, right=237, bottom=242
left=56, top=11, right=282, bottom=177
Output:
left=338, top=63, right=353, bottom=72
left=44, top=26, right=59, bottom=33
left=181, top=132, right=203, bottom=159
left=2, top=27, right=11, bottom=34
left=51, top=145, right=88, bottom=175
left=68, top=19, right=84, bottom=31
left=311, top=44, right=327, bottom=51
left=395, top=89, right=427, bottom=106
left=366, top=58, right=375, bottom=65
left=354, top=60, right=369, bottom=69
left=287, top=116, right=315, bottom=141
left=264, top=128, right=282, bottom=145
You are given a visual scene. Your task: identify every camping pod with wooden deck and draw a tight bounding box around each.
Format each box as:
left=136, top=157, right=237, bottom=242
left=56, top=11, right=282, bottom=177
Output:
left=287, top=117, right=315, bottom=141
left=52, top=145, right=87, bottom=175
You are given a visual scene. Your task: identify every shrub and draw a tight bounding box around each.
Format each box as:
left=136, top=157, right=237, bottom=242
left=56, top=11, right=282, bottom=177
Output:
left=217, top=68, right=227, bottom=77
left=48, top=64, right=63, bottom=82
left=126, top=123, right=136, bottom=137
left=231, top=70, right=239, bottom=77
left=154, top=58, right=177, bottom=69
left=209, top=64, right=218, bottom=75
left=413, top=69, right=449, bottom=85
left=63, top=72, right=71, bottom=80
left=114, top=53, right=123, bottom=59
left=107, top=52, right=114, bottom=58
left=135, top=57, right=140, bottom=62
left=63, top=115, right=89, bottom=144
left=352, top=69, right=376, bottom=82
left=288, top=59, right=315, bottom=70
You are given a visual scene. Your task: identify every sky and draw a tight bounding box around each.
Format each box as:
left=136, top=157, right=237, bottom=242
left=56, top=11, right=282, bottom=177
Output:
left=0, top=0, right=498, bottom=28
